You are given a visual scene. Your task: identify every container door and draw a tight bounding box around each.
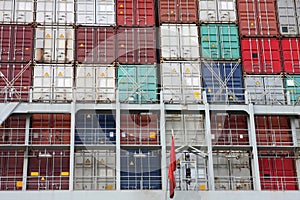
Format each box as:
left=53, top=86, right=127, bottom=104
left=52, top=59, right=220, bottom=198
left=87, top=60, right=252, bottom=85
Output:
left=161, top=62, right=181, bottom=103
left=276, top=0, right=298, bottom=35
left=33, top=65, right=53, bottom=101
left=219, top=24, right=240, bottom=60
left=165, top=114, right=184, bottom=146
left=117, top=0, right=134, bottom=26
left=76, top=0, right=95, bottom=25
left=281, top=38, right=300, bottom=74
left=264, top=76, right=285, bottom=105
left=136, top=0, right=155, bottom=26
left=184, top=114, right=205, bottom=146
left=74, top=152, right=93, bottom=190
left=118, top=66, right=137, bottom=103
left=96, top=65, right=116, bottom=102
left=137, top=65, right=157, bottom=103
left=198, top=0, right=217, bottom=23
left=136, top=28, right=156, bottom=64
left=259, top=39, right=281, bottom=74
left=36, top=0, right=56, bottom=24
left=296, top=0, right=300, bottom=34
left=201, top=24, right=219, bottom=59
left=285, top=75, right=300, bottom=105
left=160, top=25, right=180, bottom=59
left=15, top=0, right=34, bottom=23
left=76, top=65, right=96, bottom=101
left=0, top=0, right=13, bottom=23
left=56, top=0, right=74, bottom=24
left=180, top=25, right=199, bottom=60
left=96, top=0, right=115, bottom=25
left=117, top=28, right=135, bottom=63
left=244, top=76, right=265, bottom=104
left=218, top=0, right=236, bottom=22
left=53, top=65, right=73, bottom=101
left=181, top=62, right=202, bottom=103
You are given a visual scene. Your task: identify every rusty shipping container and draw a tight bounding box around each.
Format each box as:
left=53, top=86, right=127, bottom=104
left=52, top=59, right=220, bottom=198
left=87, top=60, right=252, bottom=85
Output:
left=237, top=0, right=279, bottom=37
left=241, top=38, right=281, bottom=74
left=0, top=63, right=32, bottom=102
left=159, top=0, right=198, bottom=24
left=30, top=114, right=71, bottom=145
left=117, top=0, right=155, bottom=26
left=117, top=27, right=156, bottom=64
left=27, top=150, right=70, bottom=190
left=0, top=25, right=33, bottom=62
left=76, top=27, right=116, bottom=64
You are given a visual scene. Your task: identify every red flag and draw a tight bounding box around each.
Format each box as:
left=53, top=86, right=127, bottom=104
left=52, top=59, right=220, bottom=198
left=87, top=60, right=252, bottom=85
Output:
left=168, top=135, right=176, bottom=199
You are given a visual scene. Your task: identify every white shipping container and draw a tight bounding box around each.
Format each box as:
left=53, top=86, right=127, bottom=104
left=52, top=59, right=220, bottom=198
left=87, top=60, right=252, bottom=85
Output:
left=33, top=64, right=73, bottom=102
left=244, top=75, right=285, bottom=105
left=160, top=24, right=199, bottom=60
left=296, top=1, right=300, bottom=34
left=161, top=61, right=202, bottom=104
left=198, top=0, right=236, bottom=23
left=165, top=113, right=205, bottom=146
left=76, top=0, right=115, bottom=26
left=36, top=0, right=74, bottom=25
left=35, top=26, right=74, bottom=63
left=76, top=65, right=116, bottom=102
left=0, top=0, right=33, bottom=23
left=276, top=0, right=298, bottom=35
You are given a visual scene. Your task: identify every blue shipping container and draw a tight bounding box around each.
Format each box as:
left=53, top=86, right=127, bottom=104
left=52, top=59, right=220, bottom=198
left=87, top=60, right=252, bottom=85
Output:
left=202, top=62, right=244, bottom=103
left=118, top=65, right=157, bottom=103
left=75, top=112, right=116, bottom=145
left=121, top=149, right=162, bottom=190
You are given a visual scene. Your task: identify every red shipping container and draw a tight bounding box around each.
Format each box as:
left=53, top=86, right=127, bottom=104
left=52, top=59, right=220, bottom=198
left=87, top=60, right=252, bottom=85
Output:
left=259, top=157, right=297, bottom=190
left=76, top=26, right=116, bottom=64
left=159, top=0, right=198, bottom=23
left=255, top=116, right=292, bottom=146
left=30, top=114, right=71, bottom=145
left=117, top=0, right=155, bottom=26
left=281, top=38, right=300, bottom=74
left=0, top=25, right=33, bottom=62
left=0, top=150, right=24, bottom=190
left=210, top=114, right=249, bottom=146
left=0, top=63, right=32, bottom=102
left=0, top=115, right=26, bottom=144
left=120, top=113, right=159, bottom=145
left=117, top=27, right=156, bottom=64
left=237, top=0, right=279, bottom=37
left=27, top=150, right=69, bottom=190
left=241, top=38, right=281, bottom=74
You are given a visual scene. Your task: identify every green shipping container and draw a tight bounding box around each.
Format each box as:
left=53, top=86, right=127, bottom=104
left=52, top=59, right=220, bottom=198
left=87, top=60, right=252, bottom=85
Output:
left=200, top=24, right=240, bottom=60
left=285, top=75, right=300, bottom=105
left=117, top=65, right=157, bottom=103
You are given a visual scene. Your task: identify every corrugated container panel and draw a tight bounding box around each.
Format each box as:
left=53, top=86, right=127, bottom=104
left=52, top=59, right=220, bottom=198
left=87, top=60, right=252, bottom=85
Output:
left=200, top=24, right=240, bottom=60
left=255, top=116, right=292, bottom=146
left=0, top=115, right=26, bottom=144
left=241, top=38, right=281, bottom=74
left=210, top=113, right=249, bottom=146
left=32, top=64, right=73, bottom=102
left=296, top=0, right=300, bottom=34
left=76, top=0, right=115, bottom=26
left=117, top=0, right=155, bottom=26
left=36, top=0, right=74, bottom=25
left=120, top=113, right=159, bottom=145
left=258, top=155, right=297, bottom=190
left=165, top=113, right=205, bottom=146
left=202, top=62, right=244, bottom=103
left=30, top=114, right=71, bottom=145
left=0, top=150, right=24, bottom=190
left=285, top=75, right=300, bottom=105
left=117, top=27, right=156, bottom=64
left=121, top=149, right=161, bottom=190
left=35, top=26, right=74, bottom=63
left=237, top=0, right=279, bottom=37
left=0, top=25, right=33, bottom=62
left=76, top=64, right=116, bottom=102
left=0, top=0, right=33, bottom=23
left=159, top=0, right=198, bottom=23
left=161, top=61, right=202, bottom=104
left=213, top=150, right=253, bottom=190
left=76, top=27, right=116, bottom=64
left=117, top=65, right=157, bottom=103
left=244, top=75, right=285, bottom=105
left=0, top=63, right=32, bottom=102
left=74, top=150, right=116, bottom=190
left=75, top=112, right=116, bottom=145
left=276, top=0, right=298, bottom=36
left=27, top=150, right=69, bottom=190
left=281, top=38, right=300, bottom=74
left=160, top=24, right=199, bottom=60
left=171, top=151, right=208, bottom=191
left=198, top=0, right=237, bottom=23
